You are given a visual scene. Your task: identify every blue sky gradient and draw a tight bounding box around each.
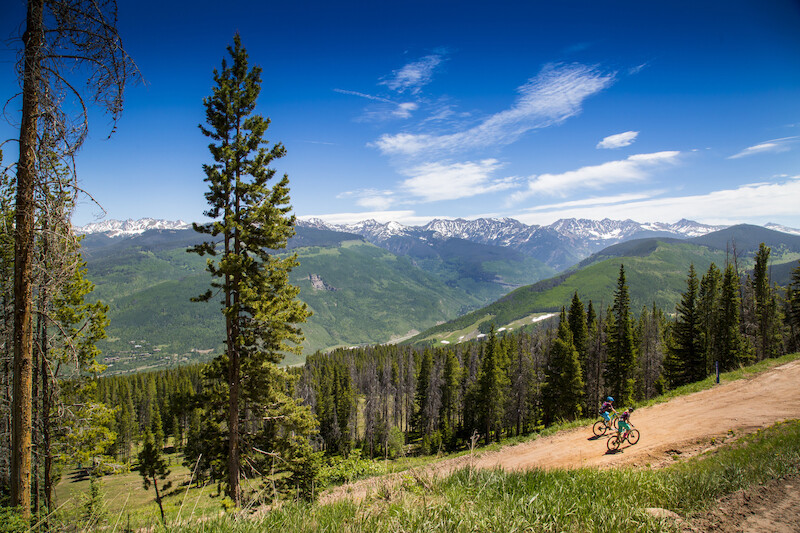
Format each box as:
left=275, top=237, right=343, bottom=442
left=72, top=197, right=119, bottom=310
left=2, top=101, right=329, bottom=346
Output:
left=1, top=0, right=799, bottom=227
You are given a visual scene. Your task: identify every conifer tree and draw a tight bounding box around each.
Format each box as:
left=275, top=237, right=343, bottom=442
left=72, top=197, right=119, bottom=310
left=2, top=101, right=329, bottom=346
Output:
left=637, top=304, right=665, bottom=399
left=477, top=326, right=507, bottom=444
left=542, top=310, right=584, bottom=423
left=718, top=263, right=752, bottom=371
left=439, top=349, right=461, bottom=446
left=138, top=429, right=171, bottom=524
left=568, top=292, right=588, bottom=365
left=604, top=265, right=637, bottom=406
left=189, top=35, right=311, bottom=505
left=786, top=261, right=800, bottom=351
left=665, top=264, right=704, bottom=386
left=413, top=348, right=434, bottom=435
left=698, top=263, right=722, bottom=373
left=751, top=243, right=781, bottom=360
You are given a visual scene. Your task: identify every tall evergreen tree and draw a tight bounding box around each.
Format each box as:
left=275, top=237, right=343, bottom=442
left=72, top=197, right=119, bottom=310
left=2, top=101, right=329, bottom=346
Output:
left=665, top=264, right=705, bottom=387
left=9, top=0, right=137, bottom=517
left=604, top=265, right=637, bottom=406
left=189, top=35, right=311, bottom=505
left=439, top=349, right=461, bottom=445
left=751, top=243, right=781, bottom=360
left=567, top=292, right=588, bottom=368
left=786, top=261, right=800, bottom=351
left=636, top=304, right=665, bottom=400
left=477, top=326, right=507, bottom=444
left=698, top=263, right=722, bottom=374
left=718, top=263, right=752, bottom=371
left=138, top=429, right=171, bottom=524
left=542, top=310, right=584, bottom=423
left=413, top=348, right=434, bottom=435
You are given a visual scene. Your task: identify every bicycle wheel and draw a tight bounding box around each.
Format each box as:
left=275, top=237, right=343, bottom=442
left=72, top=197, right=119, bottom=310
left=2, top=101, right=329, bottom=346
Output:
left=607, top=435, right=620, bottom=451
left=592, top=420, right=607, bottom=436
left=627, top=429, right=640, bottom=445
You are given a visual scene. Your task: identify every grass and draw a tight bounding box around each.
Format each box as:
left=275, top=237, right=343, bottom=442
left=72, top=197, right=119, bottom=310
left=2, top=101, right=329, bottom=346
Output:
left=50, top=352, right=800, bottom=531
left=162, top=419, right=800, bottom=532
left=53, top=448, right=226, bottom=531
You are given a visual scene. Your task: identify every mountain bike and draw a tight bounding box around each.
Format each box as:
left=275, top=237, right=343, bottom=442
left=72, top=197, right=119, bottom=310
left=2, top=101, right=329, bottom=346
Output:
left=592, top=412, right=619, bottom=436
left=607, top=427, right=639, bottom=451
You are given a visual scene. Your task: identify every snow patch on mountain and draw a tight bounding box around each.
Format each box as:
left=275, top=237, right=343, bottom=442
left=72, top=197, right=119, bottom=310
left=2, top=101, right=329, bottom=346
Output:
left=76, top=218, right=190, bottom=237
left=765, top=222, right=800, bottom=236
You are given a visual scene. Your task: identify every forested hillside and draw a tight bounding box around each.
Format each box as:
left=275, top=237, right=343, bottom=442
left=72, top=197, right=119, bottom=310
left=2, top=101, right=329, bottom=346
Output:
left=81, top=227, right=553, bottom=372
left=409, top=226, right=800, bottom=345
left=94, top=250, right=800, bottom=486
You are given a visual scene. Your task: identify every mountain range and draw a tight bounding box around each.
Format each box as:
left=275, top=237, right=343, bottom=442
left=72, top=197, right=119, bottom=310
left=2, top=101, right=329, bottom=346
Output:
left=75, top=217, right=800, bottom=373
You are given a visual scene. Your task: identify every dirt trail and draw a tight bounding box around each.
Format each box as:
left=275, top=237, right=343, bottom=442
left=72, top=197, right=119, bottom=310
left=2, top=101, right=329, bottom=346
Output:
left=321, top=359, right=800, bottom=504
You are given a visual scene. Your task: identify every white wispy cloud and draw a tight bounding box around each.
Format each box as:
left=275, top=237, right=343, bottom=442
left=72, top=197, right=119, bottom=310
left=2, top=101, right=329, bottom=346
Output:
left=381, top=53, right=445, bottom=94
left=401, top=159, right=518, bottom=202
left=728, top=136, right=798, bottom=159
left=337, top=189, right=396, bottom=210
left=597, top=130, right=639, bottom=149
left=334, top=88, right=394, bottom=104
left=298, top=210, right=431, bottom=226
left=513, top=176, right=800, bottom=226
left=511, top=150, right=680, bottom=202
left=393, top=102, right=419, bottom=119
left=334, top=89, right=419, bottom=121
left=523, top=191, right=663, bottom=211
left=373, top=63, right=615, bottom=158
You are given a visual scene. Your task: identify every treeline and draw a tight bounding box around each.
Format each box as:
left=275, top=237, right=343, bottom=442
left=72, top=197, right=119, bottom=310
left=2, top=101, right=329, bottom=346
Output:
left=95, top=250, right=800, bottom=469
left=296, top=250, right=800, bottom=456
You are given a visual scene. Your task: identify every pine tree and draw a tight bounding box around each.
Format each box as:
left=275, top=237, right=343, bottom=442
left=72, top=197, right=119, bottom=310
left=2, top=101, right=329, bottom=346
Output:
left=9, top=0, right=137, bottom=516
left=786, top=261, right=800, bottom=351
left=604, top=265, right=637, bottom=406
left=477, top=326, right=507, bottom=444
left=413, top=348, right=434, bottom=435
left=439, top=349, right=461, bottom=447
left=698, top=263, right=722, bottom=374
left=666, top=264, right=705, bottom=387
left=568, top=292, right=588, bottom=365
left=138, top=429, right=171, bottom=524
left=718, top=263, right=752, bottom=371
left=637, top=304, right=665, bottom=400
left=751, top=243, right=781, bottom=360
left=189, top=35, right=312, bottom=505
left=542, top=310, right=584, bottom=423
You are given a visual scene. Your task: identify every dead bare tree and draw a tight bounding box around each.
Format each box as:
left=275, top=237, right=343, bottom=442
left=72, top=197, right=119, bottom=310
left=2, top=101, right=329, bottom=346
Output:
left=7, top=0, right=138, bottom=517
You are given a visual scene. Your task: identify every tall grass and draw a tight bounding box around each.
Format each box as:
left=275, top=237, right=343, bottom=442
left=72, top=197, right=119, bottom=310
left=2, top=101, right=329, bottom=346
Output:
left=165, top=419, right=800, bottom=533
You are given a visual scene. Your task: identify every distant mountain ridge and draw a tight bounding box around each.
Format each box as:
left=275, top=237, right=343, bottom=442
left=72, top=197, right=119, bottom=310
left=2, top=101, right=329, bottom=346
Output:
left=77, top=218, right=190, bottom=237
left=299, top=217, right=734, bottom=270
left=76, top=217, right=800, bottom=270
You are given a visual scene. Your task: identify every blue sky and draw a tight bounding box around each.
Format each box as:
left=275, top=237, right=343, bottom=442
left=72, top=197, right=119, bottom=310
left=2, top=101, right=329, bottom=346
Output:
left=1, top=0, right=799, bottom=228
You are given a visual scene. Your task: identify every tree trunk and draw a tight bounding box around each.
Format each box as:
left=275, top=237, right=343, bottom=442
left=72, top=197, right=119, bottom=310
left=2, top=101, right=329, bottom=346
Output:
left=12, top=0, right=43, bottom=518
left=153, top=475, right=165, bottom=524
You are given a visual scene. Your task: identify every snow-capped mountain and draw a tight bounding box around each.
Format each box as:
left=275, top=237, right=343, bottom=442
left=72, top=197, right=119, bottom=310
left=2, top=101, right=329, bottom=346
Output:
left=296, top=216, right=730, bottom=270
left=78, top=216, right=798, bottom=270
left=76, top=218, right=190, bottom=237
left=765, top=223, right=800, bottom=236
left=301, top=217, right=726, bottom=245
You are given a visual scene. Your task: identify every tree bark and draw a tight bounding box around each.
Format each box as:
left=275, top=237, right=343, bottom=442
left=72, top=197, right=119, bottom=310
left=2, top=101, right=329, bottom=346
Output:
left=12, top=0, right=43, bottom=518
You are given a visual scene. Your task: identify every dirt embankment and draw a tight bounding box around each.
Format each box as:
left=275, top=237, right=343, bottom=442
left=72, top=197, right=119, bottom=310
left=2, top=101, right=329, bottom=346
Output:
left=321, top=359, right=800, bottom=511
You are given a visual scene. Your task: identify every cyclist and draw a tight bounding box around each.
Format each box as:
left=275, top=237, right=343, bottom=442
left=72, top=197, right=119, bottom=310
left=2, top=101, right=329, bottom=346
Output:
left=599, top=396, right=617, bottom=428
left=617, top=407, right=635, bottom=437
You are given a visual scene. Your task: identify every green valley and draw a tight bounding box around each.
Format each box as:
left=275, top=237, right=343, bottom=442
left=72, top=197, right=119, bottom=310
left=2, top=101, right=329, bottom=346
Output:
left=82, top=227, right=553, bottom=373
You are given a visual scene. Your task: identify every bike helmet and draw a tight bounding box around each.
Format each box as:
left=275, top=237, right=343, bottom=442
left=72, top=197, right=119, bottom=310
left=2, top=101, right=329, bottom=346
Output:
left=629, top=407, right=635, bottom=413
left=607, top=396, right=614, bottom=402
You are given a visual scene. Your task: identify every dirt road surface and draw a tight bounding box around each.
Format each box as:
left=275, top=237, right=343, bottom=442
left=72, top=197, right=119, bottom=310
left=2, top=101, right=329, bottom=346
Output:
left=321, top=359, right=800, bottom=505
